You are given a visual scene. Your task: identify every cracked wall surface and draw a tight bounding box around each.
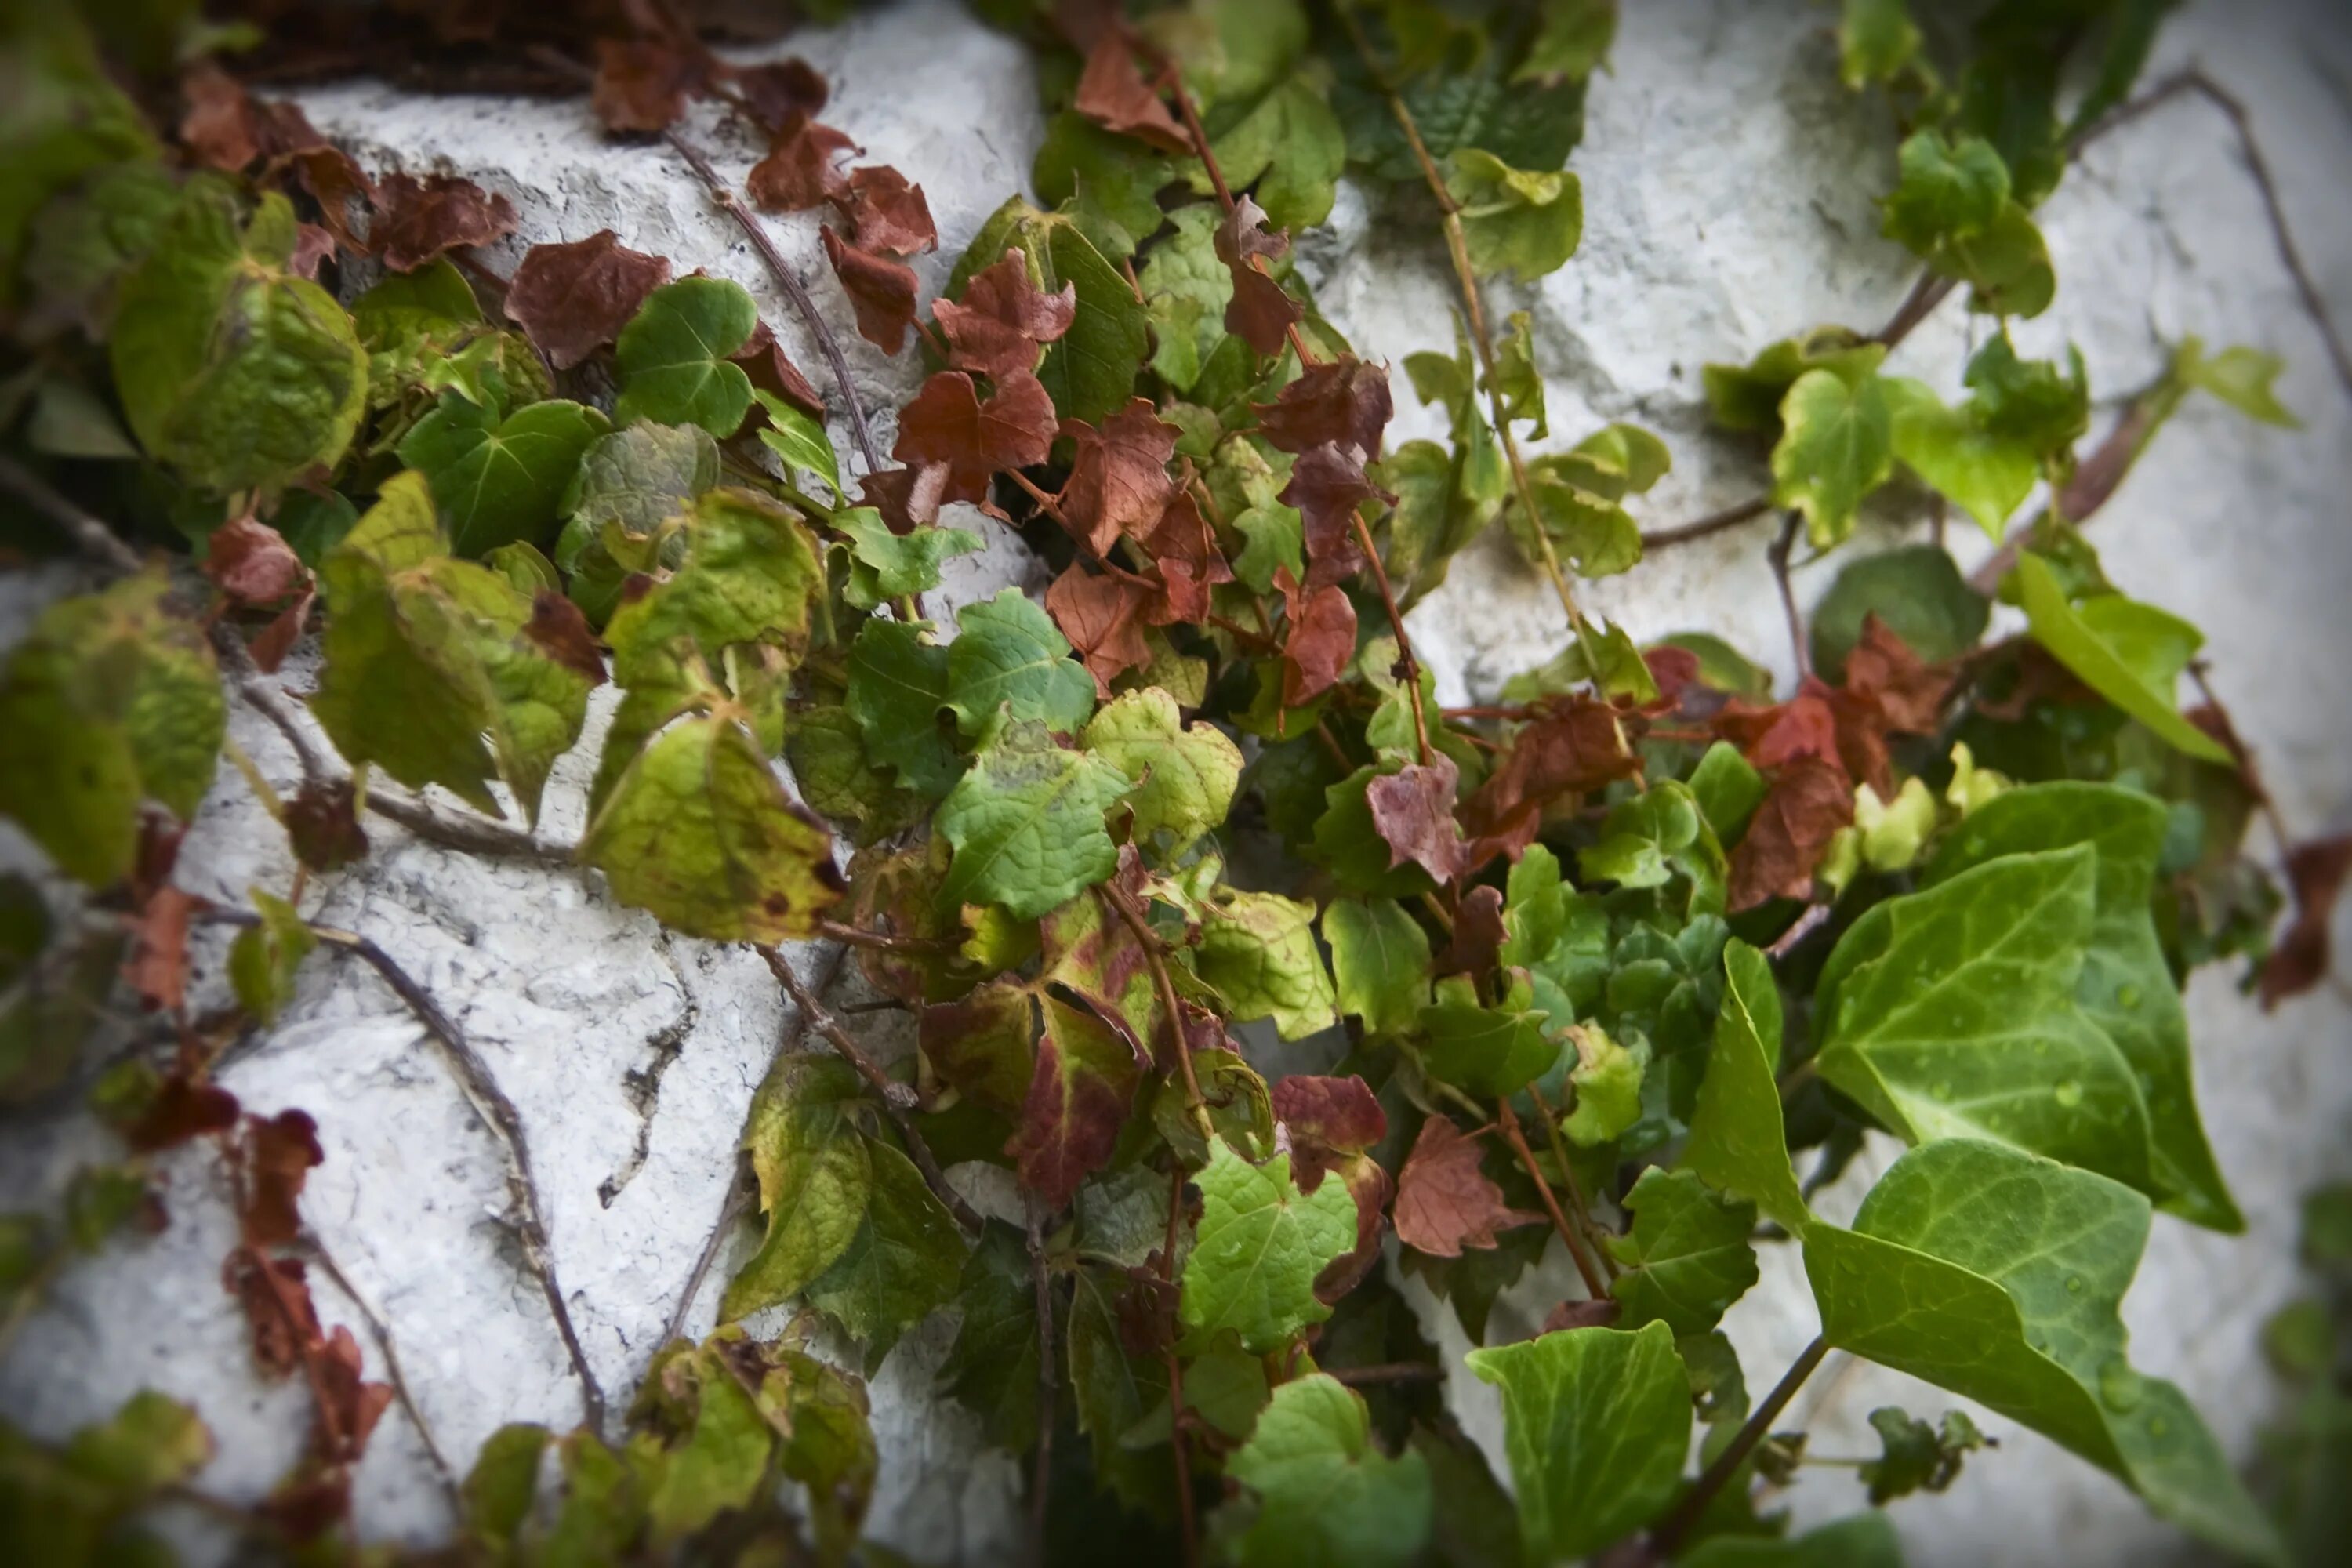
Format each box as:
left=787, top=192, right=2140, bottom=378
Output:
left=3, top=1, right=2350, bottom=1563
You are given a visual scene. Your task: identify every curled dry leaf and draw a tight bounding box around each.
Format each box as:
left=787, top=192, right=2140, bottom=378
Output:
left=238, top=1109, right=326, bottom=1249
left=1047, top=564, right=1155, bottom=696
left=1272, top=1074, right=1387, bottom=1187
left=1138, top=491, right=1232, bottom=624
left=373, top=172, right=518, bottom=272
left=821, top=225, right=920, bottom=354
left=840, top=165, right=938, bottom=258
left=1278, top=442, right=1378, bottom=585
left=933, top=248, right=1076, bottom=379
left=1072, top=29, right=1191, bottom=153
left=1465, top=696, right=1636, bottom=862
left=1215, top=196, right=1303, bottom=356
left=1279, top=573, right=1357, bottom=706
left=591, top=37, right=704, bottom=133
left=860, top=463, right=950, bottom=534
left=504, top=230, right=673, bottom=370
left=285, top=779, right=368, bottom=873
left=892, top=368, right=1058, bottom=502
left=1254, top=355, right=1395, bottom=460
left=1057, top=399, right=1178, bottom=557
left=731, top=319, right=827, bottom=416
left=525, top=592, right=607, bottom=683
left=2261, top=834, right=2352, bottom=1009
left=1727, top=755, right=1855, bottom=913
left=225, top=1251, right=321, bottom=1378
left=1393, top=1114, right=1541, bottom=1258
left=206, top=517, right=308, bottom=608
left=122, top=885, right=201, bottom=1013
left=1437, top=884, right=1508, bottom=979
left=724, top=56, right=829, bottom=134
left=748, top=114, right=858, bottom=211
left=123, top=1073, right=241, bottom=1154
left=1366, top=756, right=1468, bottom=883
left=180, top=60, right=322, bottom=172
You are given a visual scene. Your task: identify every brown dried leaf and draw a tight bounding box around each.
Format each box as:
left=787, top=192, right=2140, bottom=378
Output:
left=724, top=56, right=829, bottom=135
left=591, top=37, right=704, bottom=133
left=285, top=779, right=369, bottom=874
left=1138, top=491, right=1232, bottom=625
left=892, top=368, right=1058, bottom=503
left=1057, top=399, right=1178, bottom=557
left=1465, top=696, right=1636, bottom=862
left=249, top=586, right=315, bottom=675
left=1541, top=1298, right=1623, bottom=1334
left=1072, top=30, right=1191, bottom=153
left=933, top=248, right=1076, bottom=379
left=1436, top=883, right=1508, bottom=979
left=122, top=885, right=200, bottom=1013
left=373, top=172, right=517, bottom=273
left=747, top=114, right=858, bottom=211
left=1393, top=1115, right=1541, bottom=1258
left=1254, top=355, right=1394, bottom=459
left=122, top=1073, right=241, bottom=1154
left=239, top=1109, right=325, bottom=1249
left=1271, top=1073, right=1387, bottom=1187
left=860, top=463, right=949, bottom=535
left=1046, top=564, right=1155, bottom=697
left=504, top=230, right=673, bottom=370
left=1276, top=442, right=1377, bottom=585
left=731, top=319, right=827, bottom=416
left=206, top=517, right=308, bottom=609
left=1214, top=196, right=1303, bottom=356
left=840, top=165, right=937, bottom=258
left=1366, top=757, right=1468, bottom=883
left=1727, top=756, right=1855, bottom=913
left=2262, top=834, right=2352, bottom=1010
left=821, top=224, right=920, bottom=354
left=1842, top=616, right=1954, bottom=735
left=1279, top=575, right=1357, bottom=706
left=225, top=1251, right=320, bottom=1378
left=316, top=1323, right=394, bottom=1461
left=524, top=591, right=607, bottom=683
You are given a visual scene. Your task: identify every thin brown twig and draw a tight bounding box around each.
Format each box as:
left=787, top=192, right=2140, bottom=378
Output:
left=1350, top=511, right=1433, bottom=765
left=660, top=944, right=849, bottom=1351
left=760, top=946, right=984, bottom=1233
left=1639, top=495, right=1773, bottom=550
left=818, top=919, right=957, bottom=953
left=1495, top=1102, right=1606, bottom=1299
left=1647, top=1336, right=1829, bottom=1559
left=1525, top=1080, right=1620, bottom=1283
left=0, top=452, right=145, bottom=574
left=1767, top=510, right=1810, bottom=684
left=526, top=45, right=884, bottom=474
left=306, top=1232, right=459, bottom=1504
left=201, top=908, right=607, bottom=1436
left=1025, top=1201, right=1057, bottom=1568
left=1100, top=884, right=1212, bottom=1138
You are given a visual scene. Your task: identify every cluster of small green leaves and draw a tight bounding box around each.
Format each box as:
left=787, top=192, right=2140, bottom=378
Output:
left=0, top=0, right=2326, bottom=1565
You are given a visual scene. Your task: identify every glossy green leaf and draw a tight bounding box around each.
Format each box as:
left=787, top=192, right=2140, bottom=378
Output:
left=612, top=275, right=759, bottom=437
left=946, top=589, right=1097, bottom=739
left=1221, top=1374, right=1432, bottom=1568
left=835, top=509, right=982, bottom=613
left=1882, top=376, right=2038, bottom=541
left=934, top=714, right=1132, bottom=920
left=1323, top=897, right=1432, bottom=1036
left=1679, top=1514, right=1904, bottom=1567
left=724, top=1054, right=871, bottom=1321
left=1771, top=365, right=1893, bottom=549
left=844, top=617, right=960, bottom=799
left=1033, top=109, right=1173, bottom=260
left=1606, top=1167, right=1759, bottom=1335
left=1179, top=1135, right=1357, bottom=1352
left=398, top=391, right=607, bottom=557
left=2175, top=338, right=2297, bottom=429
left=1197, top=75, right=1347, bottom=232
left=2008, top=553, right=2230, bottom=764
left=1684, top=939, right=1810, bottom=1232
left=1704, top=331, right=1885, bottom=435
left=1804, top=1139, right=2282, bottom=1564
left=1420, top=973, right=1556, bottom=1097
left=1462, top=1323, right=1692, bottom=1566
left=1196, top=890, right=1337, bottom=1040
left=1446, top=148, right=1582, bottom=282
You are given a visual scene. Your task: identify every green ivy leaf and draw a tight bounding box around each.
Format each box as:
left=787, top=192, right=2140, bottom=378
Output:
left=1179, top=1135, right=1357, bottom=1353
left=1069, top=1262, right=1174, bottom=1513
left=1196, top=890, right=1336, bottom=1041
left=631, top=1338, right=772, bottom=1544
left=1882, top=376, right=2038, bottom=541
left=397, top=390, right=608, bottom=557
left=110, top=186, right=366, bottom=493
left=1606, top=1167, right=1759, bottom=1336
left=1562, top=1022, right=1646, bottom=1146
left=1518, top=0, right=1621, bottom=84
left=1446, top=148, right=1582, bottom=282
left=952, top=199, right=1147, bottom=423
left=724, top=1054, right=871, bottom=1320
left=2173, top=338, right=2298, bottom=429
left=563, top=420, right=718, bottom=537
left=1809, top=544, right=1990, bottom=681
left=1221, top=1374, right=1433, bottom=1568
left=1138, top=205, right=1231, bottom=391
left=1704, top=331, right=1884, bottom=435
left=1817, top=843, right=2158, bottom=1195
left=941, top=1223, right=1043, bottom=1451
left=1966, top=334, right=2090, bottom=454
left=834, top=509, right=982, bottom=613
left=2007, top=552, right=2230, bottom=764
left=1804, top=1139, right=2281, bottom=1564
left=1420, top=973, right=1556, bottom=1097
left=946, top=589, right=1098, bottom=739
left=1839, top=0, right=1921, bottom=89
left=1082, top=687, right=1243, bottom=854
left=1771, top=364, right=1894, bottom=549
left=612, top=275, right=759, bottom=437
left=1195, top=75, right=1347, bottom=232
left=227, top=888, right=314, bottom=1027
left=1881, top=131, right=2010, bottom=253
left=752, top=389, right=840, bottom=499
left=1684, top=939, right=1810, bottom=1233
left=1928, top=783, right=2241, bottom=1231
left=603, top=486, right=825, bottom=690
left=805, top=1134, right=967, bottom=1362
left=1323, top=897, right=1432, bottom=1036
left=0, top=571, right=222, bottom=885
left=1033, top=110, right=1173, bottom=261
left=934, top=714, right=1132, bottom=920
left=462, top=1423, right=550, bottom=1552
left=1857, top=1406, right=1987, bottom=1504
left=1462, top=1323, right=1692, bottom=1566
left=844, top=618, right=961, bottom=800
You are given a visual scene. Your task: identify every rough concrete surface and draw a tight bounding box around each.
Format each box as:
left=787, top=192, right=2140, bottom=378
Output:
left=3, top=1, right=2350, bottom=1563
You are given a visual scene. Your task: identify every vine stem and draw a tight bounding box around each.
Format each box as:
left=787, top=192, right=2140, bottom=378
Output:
left=1495, top=1102, right=1607, bottom=1300
left=1351, top=510, right=1435, bottom=765
left=307, top=1232, right=459, bottom=1504
left=1101, top=884, right=1214, bottom=1139
left=1025, top=1200, right=1057, bottom=1568
left=1334, top=8, right=1599, bottom=669
left=659, top=943, right=848, bottom=1351
left=759, top=946, right=983, bottom=1234
left=200, top=907, right=608, bottom=1437
left=1646, top=1336, right=1829, bottom=1559
left=1766, top=510, right=1810, bottom=682
left=525, top=45, right=884, bottom=474
left=1525, top=1080, right=1621, bottom=1283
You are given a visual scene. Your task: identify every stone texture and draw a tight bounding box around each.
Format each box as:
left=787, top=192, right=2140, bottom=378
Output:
left=2, top=1, right=2350, bottom=1563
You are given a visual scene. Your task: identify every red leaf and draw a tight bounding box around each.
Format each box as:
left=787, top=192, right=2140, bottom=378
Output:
left=1437, top=883, right=1509, bottom=980
left=1279, top=575, right=1357, bottom=706
left=1366, top=756, right=1468, bottom=883
left=205, top=517, right=308, bottom=608
left=1057, top=399, right=1178, bottom=557
left=1215, top=197, right=1304, bottom=357
left=933, top=248, right=1076, bottom=379
left=249, top=586, right=315, bottom=675
left=920, top=982, right=1036, bottom=1118
left=840, top=165, right=937, bottom=258
left=285, top=779, right=369, bottom=873
left=524, top=591, right=608, bottom=683
left=1841, top=616, right=1953, bottom=735
left=1047, top=564, right=1155, bottom=697
left=1464, top=696, right=1637, bottom=865
left=504, top=230, right=673, bottom=370
left=238, top=1109, right=325, bottom=1250
left=860, top=464, right=950, bottom=535
left=1715, top=690, right=1842, bottom=775
left=1727, top=756, right=1855, bottom=913
left=289, top=223, right=336, bottom=280
left=1315, top=1153, right=1393, bottom=1304
left=1392, top=1115, right=1541, bottom=1258
left=723, top=56, right=829, bottom=134
left=892, top=368, right=1058, bottom=503
left=1272, top=1073, right=1387, bottom=1186
left=1138, top=491, right=1232, bottom=625
left=316, top=1323, right=394, bottom=1460
left=224, top=1250, right=320, bottom=1378
left=821, top=225, right=920, bottom=354
left=179, top=62, right=325, bottom=172
left=1254, top=355, right=1394, bottom=459
left=1072, top=30, right=1191, bottom=153
left=372, top=172, right=517, bottom=273
left=2262, top=834, right=2352, bottom=1009
left=289, top=147, right=376, bottom=253
left=1007, top=991, right=1148, bottom=1210
left=590, top=37, right=704, bottom=133
left=123, top=1073, right=241, bottom=1154
left=747, top=114, right=858, bottom=211
left=1277, top=442, right=1378, bottom=584
left=731, top=319, right=827, bottom=416
left=122, top=885, right=200, bottom=1013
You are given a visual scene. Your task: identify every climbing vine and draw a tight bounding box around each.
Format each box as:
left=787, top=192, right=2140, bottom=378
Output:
left=2, top=0, right=2346, bottom=1564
